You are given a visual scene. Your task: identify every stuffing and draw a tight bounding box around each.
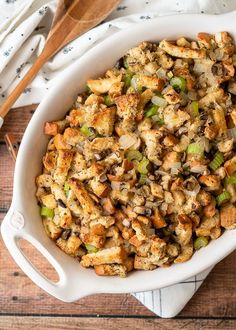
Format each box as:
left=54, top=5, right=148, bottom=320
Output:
left=37, top=31, right=236, bottom=277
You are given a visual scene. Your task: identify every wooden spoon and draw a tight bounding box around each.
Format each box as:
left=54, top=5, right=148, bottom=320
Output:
left=0, top=0, right=120, bottom=126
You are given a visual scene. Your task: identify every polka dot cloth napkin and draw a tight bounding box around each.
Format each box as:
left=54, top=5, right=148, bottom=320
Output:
left=0, top=0, right=235, bottom=317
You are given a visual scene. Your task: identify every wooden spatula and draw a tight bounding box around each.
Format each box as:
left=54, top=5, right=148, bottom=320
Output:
left=0, top=0, right=120, bottom=127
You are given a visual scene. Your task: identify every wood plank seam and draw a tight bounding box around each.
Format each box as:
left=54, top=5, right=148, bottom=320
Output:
left=0, top=313, right=236, bottom=320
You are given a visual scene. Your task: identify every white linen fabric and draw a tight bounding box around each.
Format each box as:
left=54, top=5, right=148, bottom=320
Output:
left=0, top=0, right=235, bottom=318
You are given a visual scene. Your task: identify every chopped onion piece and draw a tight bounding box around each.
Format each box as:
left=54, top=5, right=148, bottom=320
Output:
left=151, top=95, right=167, bottom=107
left=147, top=228, right=155, bottom=236
left=111, top=181, right=121, bottom=190
left=183, top=177, right=201, bottom=196
left=156, top=67, right=167, bottom=79
left=155, top=170, right=168, bottom=176
left=190, top=165, right=207, bottom=174
left=119, top=134, right=137, bottom=149
left=188, top=90, right=197, bottom=100
left=122, top=219, right=130, bottom=227
left=131, top=75, right=142, bottom=92
left=227, top=128, right=236, bottom=141
left=169, top=162, right=181, bottom=169
left=198, top=137, right=210, bottom=153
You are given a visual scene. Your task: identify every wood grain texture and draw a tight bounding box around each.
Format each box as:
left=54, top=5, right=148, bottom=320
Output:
left=0, top=316, right=235, bottom=330
left=0, top=106, right=235, bottom=326
left=0, top=219, right=235, bottom=317
left=0, top=0, right=120, bottom=118
left=0, top=105, right=36, bottom=143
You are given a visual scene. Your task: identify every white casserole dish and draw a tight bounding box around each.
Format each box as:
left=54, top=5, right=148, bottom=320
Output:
left=1, top=12, right=236, bottom=302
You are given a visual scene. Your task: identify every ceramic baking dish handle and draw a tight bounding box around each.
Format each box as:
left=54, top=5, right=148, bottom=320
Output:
left=1, top=209, right=89, bottom=302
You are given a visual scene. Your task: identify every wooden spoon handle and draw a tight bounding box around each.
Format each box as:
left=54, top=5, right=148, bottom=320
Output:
left=0, top=54, right=47, bottom=118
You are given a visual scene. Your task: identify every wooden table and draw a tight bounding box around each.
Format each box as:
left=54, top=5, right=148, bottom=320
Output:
left=0, top=105, right=235, bottom=330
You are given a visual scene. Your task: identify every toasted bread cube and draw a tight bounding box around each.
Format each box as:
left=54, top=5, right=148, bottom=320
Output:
left=57, top=236, right=82, bottom=256
left=174, top=243, right=193, bottom=263
left=85, top=94, right=104, bottom=105
left=102, top=197, right=116, bottom=214
left=54, top=134, right=72, bottom=150
left=137, top=75, right=164, bottom=91
left=115, top=93, right=140, bottom=119
left=151, top=209, right=166, bottom=229
left=43, top=219, right=62, bottom=240
left=90, top=216, right=115, bottom=230
left=159, top=40, right=206, bottom=59
left=53, top=150, right=74, bottom=185
left=80, top=246, right=127, bottom=267
left=108, top=81, right=124, bottom=98
left=43, top=151, right=57, bottom=173
left=129, top=234, right=144, bottom=248
left=87, top=75, right=122, bottom=94
left=94, top=257, right=134, bottom=277
left=224, top=156, right=236, bottom=176
left=73, top=163, right=104, bottom=181
left=80, top=232, right=106, bottom=248
left=69, top=178, right=101, bottom=219
left=71, top=152, right=87, bottom=172
left=132, top=219, right=148, bottom=241
left=90, top=178, right=110, bottom=198
left=220, top=204, right=236, bottom=229
left=175, top=214, right=192, bottom=246
left=212, top=107, right=227, bottom=136
left=44, top=119, right=68, bottom=136
left=63, top=127, right=85, bottom=146
left=36, top=174, right=53, bottom=188
left=198, top=88, right=224, bottom=108
left=41, top=194, right=57, bottom=209
left=198, top=175, right=221, bottom=191
left=134, top=255, right=157, bottom=270
left=90, top=137, right=119, bottom=152
left=57, top=206, right=72, bottom=229
left=66, top=109, right=85, bottom=127
left=90, top=107, right=116, bottom=136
